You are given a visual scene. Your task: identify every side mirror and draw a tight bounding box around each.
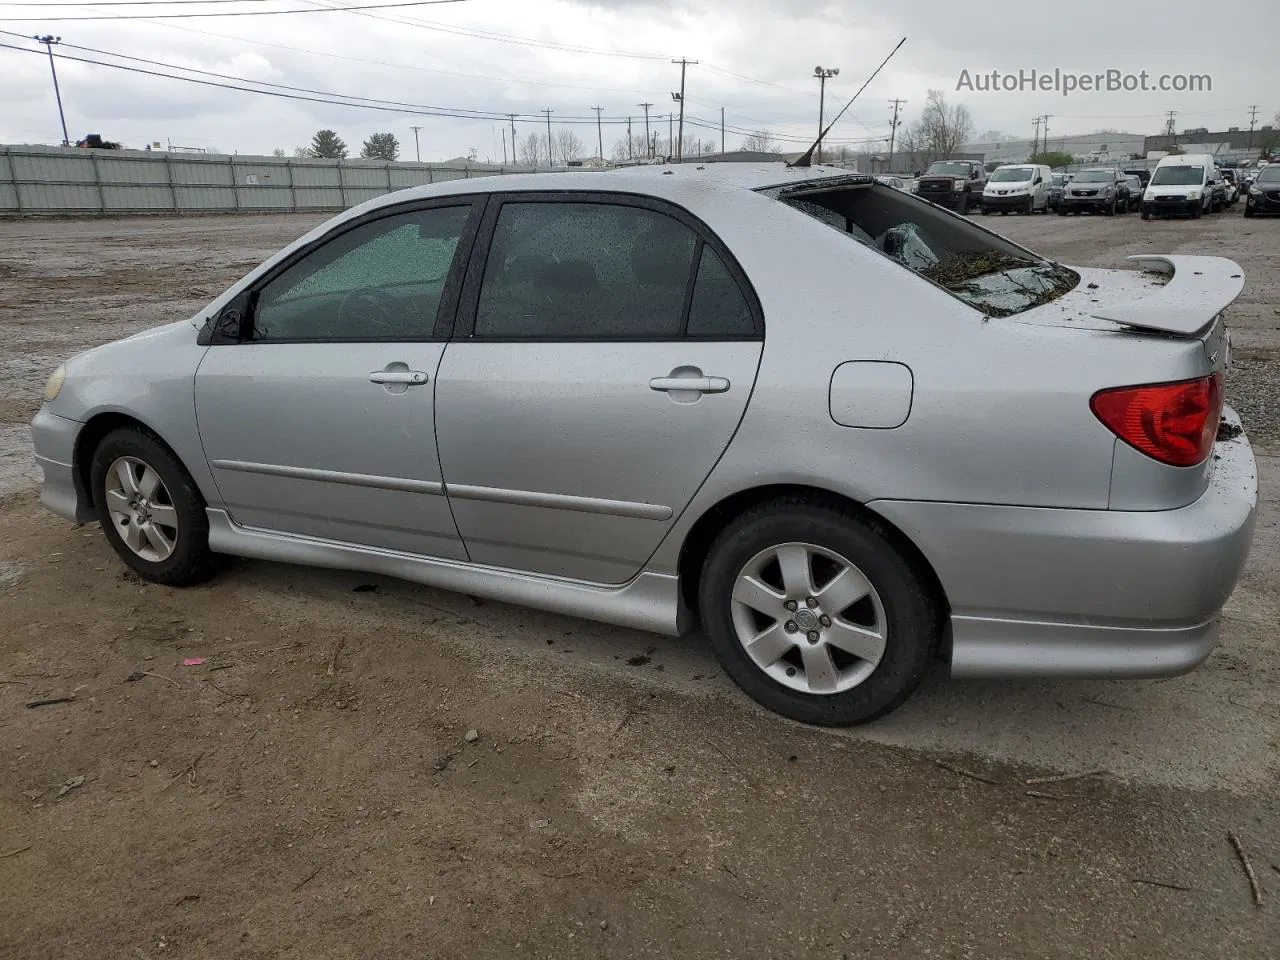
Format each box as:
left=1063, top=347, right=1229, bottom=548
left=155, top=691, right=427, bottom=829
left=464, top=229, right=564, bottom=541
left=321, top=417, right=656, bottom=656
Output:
left=201, top=289, right=255, bottom=345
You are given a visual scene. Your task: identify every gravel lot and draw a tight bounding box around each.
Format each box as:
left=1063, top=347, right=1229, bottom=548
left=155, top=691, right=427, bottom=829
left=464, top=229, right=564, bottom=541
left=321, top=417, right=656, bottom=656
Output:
left=1, top=208, right=1277, bottom=958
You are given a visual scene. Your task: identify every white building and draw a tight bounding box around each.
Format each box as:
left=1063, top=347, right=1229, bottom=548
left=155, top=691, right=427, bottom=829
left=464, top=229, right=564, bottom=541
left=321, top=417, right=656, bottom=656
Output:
left=960, top=132, right=1147, bottom=165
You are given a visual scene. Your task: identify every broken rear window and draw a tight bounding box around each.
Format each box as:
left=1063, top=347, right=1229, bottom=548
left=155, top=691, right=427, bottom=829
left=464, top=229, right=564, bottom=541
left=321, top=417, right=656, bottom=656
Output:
left=761, top=179, right=1079, bottom=318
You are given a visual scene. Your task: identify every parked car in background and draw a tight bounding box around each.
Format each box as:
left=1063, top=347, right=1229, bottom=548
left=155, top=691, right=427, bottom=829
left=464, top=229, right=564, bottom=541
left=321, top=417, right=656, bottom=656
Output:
left=1208, top=168, right=1229, bottom=213
left=1244, top=163, right=1280, bottom=217
left=1123, top=168, right=1152, bottom=191
left=1123, top=175, right=1143, bottom=211
left=29, top=165, right=1258, bottom=726
left=913, top=160, right=987, bottom=213
left=1058, top=168, right=1127, bottom=215
left=1047, top=172, right=1070, bottom=211
left=980, top=163, right=1052, bottom=215
left=1221, top=173, right=1239, bottom=207
left=875, top=176, right=909, bottom=191
left=1141, top=154, right=1216, bottom=219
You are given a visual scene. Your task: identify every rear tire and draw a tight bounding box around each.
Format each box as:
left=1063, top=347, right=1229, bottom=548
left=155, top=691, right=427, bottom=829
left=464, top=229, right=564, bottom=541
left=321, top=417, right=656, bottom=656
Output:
left=698, top=500, right=941, bottom=726
left=90, top=427, right=216, bottom=586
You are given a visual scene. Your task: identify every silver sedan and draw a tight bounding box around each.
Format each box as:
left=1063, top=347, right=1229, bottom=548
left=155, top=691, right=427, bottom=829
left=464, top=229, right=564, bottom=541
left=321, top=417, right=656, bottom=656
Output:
left=32, top=164, right=1258, bottom=725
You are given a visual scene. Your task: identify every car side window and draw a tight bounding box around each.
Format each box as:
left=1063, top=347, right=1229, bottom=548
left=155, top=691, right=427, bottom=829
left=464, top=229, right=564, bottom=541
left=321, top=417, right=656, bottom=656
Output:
left=252, top=205, right=470, bottom=342
left=686, top=245, right=754, bottom=338
left=473, top=201, right=697, bottom=339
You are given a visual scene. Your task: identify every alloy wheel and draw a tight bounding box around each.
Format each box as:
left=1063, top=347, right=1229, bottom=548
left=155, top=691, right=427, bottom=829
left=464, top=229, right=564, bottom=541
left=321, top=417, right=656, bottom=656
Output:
left=730, top=542, right=887, bottom=695
left=103, top=456, right=180, bottom=562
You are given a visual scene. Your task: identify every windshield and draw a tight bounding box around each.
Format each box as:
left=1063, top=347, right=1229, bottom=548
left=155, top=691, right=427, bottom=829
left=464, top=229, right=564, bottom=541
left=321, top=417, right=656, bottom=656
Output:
left=1256, top=167, right=1280, bottom=184
left=990, top=167, right=1034, bottom=182
left=1072, top=170, right=1114, bottom=183
left=1051, top=174, right=1066, bottom=185
left=1150, top=165, right=1205, bottom=186
left=925, top=162, right=973, bottom=177
left=766, top=181, right=1078, bottom=319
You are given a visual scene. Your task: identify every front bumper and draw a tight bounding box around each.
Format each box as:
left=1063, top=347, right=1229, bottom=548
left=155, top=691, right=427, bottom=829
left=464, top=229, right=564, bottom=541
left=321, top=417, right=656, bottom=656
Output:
left=981, top=194, right=1030, bottom=211
left=1245, top=192, right=1280, bottom=215
left=1059, top=195, right=1115, bottom=212
left=31, top=407, right=91, bottom=524
left=917, top=191, right=964, bottom=208
left=1142, top=198, right=1200, bottom=216
left=869, top=407, right=1258, bottom=678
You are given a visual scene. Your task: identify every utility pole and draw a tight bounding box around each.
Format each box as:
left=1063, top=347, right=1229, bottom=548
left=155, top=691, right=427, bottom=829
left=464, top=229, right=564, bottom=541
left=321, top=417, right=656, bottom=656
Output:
left=1164, top=110, right=1177, bottom=140
left=638, top=103, right=653, bottom=159
left=813, top=66, right=839, bottom=164
left=720, top=106, right=725, bottom=154
left=1247, top=104, right=1260, bottom=150
left=887, top=98, right=906, bottom=169
left=541, top=108, right=553, bottom=166
left=34, top=35, right=70, bottom=147
left=1039, top=114, right=1052, bottom=155
left=671, top=58, right=697, bottom=161
left=591, top=105, right=604, bottom=162
left=627, top=116, right=633, bottom=160
left=507, top=114, right=517, bottom=163
left=668, top=113, right=673, bottom=159
left=1031, top=116, right=1042, bottom=158
left=501, top=128, right=507, bottom=165
left=409, top=125, right=423, bottom=162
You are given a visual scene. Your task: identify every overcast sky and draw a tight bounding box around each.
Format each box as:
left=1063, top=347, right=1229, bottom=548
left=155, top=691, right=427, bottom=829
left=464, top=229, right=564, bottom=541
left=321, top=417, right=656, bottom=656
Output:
left=1, top=0, right=1277, bottom=160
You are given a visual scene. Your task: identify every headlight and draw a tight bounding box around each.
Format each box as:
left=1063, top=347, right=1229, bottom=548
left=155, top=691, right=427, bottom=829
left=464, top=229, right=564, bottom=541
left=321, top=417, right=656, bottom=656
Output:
left=1250, top=187, right=1263, bottom=197
left=953, top=181, right=964, bottom=191
left=1187, top=190, right=1200, bottom=200
left=44, top=364, right=66, bottom=402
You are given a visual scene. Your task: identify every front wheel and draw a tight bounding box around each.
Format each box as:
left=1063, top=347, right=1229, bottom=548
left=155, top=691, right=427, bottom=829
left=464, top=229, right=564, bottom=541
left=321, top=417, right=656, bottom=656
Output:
left=90, top=427, right=216, bottom=586
left=1244, top=205, right=1254, bottom=218
left=698, top=502, right=941, bottom=726
left=957, top=194, right=970, bottom=215
left=1141, top=209, right=1150, bottom=220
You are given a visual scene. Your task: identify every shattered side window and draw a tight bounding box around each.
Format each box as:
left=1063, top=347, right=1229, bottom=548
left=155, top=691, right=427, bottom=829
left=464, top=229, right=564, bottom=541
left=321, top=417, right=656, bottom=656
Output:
left=766, top=181, right=1078, bottom=318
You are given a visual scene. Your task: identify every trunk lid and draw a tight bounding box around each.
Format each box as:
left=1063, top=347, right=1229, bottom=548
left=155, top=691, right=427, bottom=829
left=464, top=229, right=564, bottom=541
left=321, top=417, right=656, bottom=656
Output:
left=1010, top=255, right=1243, bottom=342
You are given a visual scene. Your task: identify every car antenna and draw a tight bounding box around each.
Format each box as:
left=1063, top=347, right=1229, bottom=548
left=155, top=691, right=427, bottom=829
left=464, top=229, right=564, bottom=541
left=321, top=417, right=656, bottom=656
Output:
left=789, top=37, right=907, bottom=169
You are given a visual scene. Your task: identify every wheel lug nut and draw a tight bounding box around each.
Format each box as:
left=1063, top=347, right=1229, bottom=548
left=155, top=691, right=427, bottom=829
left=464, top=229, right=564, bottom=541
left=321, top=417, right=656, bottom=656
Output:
left=784, top=621, right=798, bottom=634
left=805, top=597, right=819, bottom=608
left=784, top=600, right=797, bottom=612
left=819, top=615, right=832, bottom=627
left=806, top=631, right=820, bottom=644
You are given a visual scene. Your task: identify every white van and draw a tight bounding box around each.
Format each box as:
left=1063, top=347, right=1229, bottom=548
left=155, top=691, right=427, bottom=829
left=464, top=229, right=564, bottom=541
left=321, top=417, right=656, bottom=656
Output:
left=1141, top=153, right=1219, bottom=219
left=980, top=163, right=1052, bottom=215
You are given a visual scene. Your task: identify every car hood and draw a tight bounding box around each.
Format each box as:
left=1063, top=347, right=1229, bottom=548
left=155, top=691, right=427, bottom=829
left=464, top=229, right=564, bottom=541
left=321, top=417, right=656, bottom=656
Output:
left=1009, top=256, right=1244, bottom=337
left=1145, top=182, right=1202, bottom=194
left=984, top=181, right=1030, bottom=191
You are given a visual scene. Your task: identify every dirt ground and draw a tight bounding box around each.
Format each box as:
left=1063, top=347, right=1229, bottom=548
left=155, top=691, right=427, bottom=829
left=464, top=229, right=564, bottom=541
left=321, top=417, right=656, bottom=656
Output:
left=1, top=209, right=1278, bottom=959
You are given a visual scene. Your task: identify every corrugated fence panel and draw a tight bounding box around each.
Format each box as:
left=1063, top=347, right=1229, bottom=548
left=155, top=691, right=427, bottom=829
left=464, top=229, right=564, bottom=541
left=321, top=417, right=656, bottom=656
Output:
left=102, top=184, right=175, bottom=212
left=170, top=159, right=234, bottom=186
left=0, top=145, right=563, bottom=215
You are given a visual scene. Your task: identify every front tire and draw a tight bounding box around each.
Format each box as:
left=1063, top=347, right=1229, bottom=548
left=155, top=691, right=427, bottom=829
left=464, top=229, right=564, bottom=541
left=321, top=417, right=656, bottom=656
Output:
left=90, top=427, right=216, bottom=586
left=698, top=501, right=941, bottom=726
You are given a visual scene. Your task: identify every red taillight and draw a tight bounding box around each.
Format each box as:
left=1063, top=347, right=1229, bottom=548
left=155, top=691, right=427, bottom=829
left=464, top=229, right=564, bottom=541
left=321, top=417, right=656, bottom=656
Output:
left=1090, top=375, right=1222, bottom=467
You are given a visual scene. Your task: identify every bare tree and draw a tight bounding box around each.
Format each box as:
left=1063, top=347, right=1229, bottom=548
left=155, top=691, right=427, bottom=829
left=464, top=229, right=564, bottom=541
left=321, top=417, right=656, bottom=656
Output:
left=555, top=129, right=585, bottom=162
left=741, top=130, right=783, bottom=154
left=915, top=89, right=973, bottom=158
left=271, top=147, right=286, bottom=158
left=292, top=146, right=312, bottom=158
left=518, top=133, right=546, bottom=166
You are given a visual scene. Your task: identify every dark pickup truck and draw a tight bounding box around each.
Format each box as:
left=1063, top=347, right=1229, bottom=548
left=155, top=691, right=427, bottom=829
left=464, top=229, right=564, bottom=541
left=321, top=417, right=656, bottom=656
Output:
left=913, top=160, right=987, bottom=214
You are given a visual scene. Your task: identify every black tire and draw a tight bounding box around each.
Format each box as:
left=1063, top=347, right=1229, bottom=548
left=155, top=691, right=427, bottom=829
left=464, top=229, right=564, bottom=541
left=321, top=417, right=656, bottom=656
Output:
left=1141, top=209, right=1150, bottom=220
left=980, top=206, right=990, bottom=215
left=90, top=426, right=216, bottom=586
left=1104, top=199, right=1115, bottom=216
left=698, top=500, right=941, bottom=726
left=1244, top=205, right=1254, bottom=218
left=1058, top=208, right=1067, bottom=216
left=957, top=194, right=969, bottom=216
left=1025, top=196, right=1035, bottom=215
left=1193, top=204, right=1203, bottom=219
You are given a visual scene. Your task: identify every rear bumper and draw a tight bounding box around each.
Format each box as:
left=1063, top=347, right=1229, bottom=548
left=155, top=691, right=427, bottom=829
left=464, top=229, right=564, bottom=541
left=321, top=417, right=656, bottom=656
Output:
left=869, top=407, right=1258, bottom=678
left=31, top=407, right=91, bottom=524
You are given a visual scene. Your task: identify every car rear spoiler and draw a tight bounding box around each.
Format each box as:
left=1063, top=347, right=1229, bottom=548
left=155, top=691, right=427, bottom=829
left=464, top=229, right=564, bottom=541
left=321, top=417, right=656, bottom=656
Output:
left=1089, top=255, right=1245, bottom=336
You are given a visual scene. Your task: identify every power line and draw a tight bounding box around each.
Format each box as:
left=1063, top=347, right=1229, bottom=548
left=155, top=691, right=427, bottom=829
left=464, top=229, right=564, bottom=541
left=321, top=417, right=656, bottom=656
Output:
left=0, top=0, right=471, bottom=20
left=0, top=36, right=894, bottom=146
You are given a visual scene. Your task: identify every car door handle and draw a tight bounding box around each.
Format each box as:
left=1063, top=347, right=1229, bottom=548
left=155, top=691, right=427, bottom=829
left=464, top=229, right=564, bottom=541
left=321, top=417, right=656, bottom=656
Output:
left=648, top=376, right=730, bottom=394
left=369, top=370, right=428, bottom=386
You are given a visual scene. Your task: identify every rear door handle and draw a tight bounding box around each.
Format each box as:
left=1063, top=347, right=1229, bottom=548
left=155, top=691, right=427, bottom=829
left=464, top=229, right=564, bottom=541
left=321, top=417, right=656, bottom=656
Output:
left=369, top=370, right=428, bottom=386
left=649, top=376, right=730, bottom=394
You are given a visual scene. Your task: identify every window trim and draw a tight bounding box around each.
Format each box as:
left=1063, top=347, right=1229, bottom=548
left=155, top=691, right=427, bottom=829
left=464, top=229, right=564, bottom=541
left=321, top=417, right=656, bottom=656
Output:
left=453, top=191, right=764, bottom=343
left=200, top=195, right=488, bottom=346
